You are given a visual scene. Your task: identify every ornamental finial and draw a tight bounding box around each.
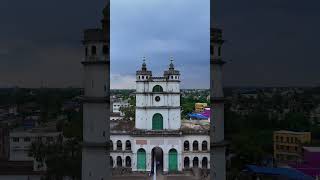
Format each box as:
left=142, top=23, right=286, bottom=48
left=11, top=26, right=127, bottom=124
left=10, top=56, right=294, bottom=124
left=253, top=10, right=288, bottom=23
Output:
left=142, top=56, right=147, bottom=70
left=169, top=56, right=174, bottom=70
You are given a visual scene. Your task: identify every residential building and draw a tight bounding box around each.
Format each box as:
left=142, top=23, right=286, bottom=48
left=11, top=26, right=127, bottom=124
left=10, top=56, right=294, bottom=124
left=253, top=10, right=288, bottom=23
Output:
left=195, top=103, right=207, bottom=113
left=273, top=130, right=311, bottom=162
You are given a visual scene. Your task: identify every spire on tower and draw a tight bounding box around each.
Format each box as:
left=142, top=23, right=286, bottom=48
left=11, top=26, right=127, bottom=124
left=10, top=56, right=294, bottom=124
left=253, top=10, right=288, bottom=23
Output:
left=102, top=0, right=110, bottom=40
left=164, top=56, right=180, bottom=78
left=136, top=56, right=152, bottom=77
left=142, top=56, right=147, bottom=71
left=169, top=56, right=174, bottom=70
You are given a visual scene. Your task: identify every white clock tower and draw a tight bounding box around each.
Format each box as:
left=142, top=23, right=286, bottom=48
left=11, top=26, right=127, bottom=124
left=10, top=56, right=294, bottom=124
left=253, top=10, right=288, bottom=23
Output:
left=135, top=58, right=181, bottom=130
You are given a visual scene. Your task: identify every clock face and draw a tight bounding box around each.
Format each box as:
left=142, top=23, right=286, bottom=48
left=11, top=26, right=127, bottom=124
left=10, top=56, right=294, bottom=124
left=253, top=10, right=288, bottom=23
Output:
left=155, top=96, right=161, bottom=102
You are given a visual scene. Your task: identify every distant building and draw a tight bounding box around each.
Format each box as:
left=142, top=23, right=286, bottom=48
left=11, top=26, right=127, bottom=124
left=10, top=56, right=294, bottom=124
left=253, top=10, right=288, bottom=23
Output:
left=273, top=130, right=311, bottom=162
left=110, top=112, right=123, bottom=121
left=112, top=101, right=129, bottom=116
left=195, top=103, right=207, bottom=113
left=9, top=129, right=62, bottom=171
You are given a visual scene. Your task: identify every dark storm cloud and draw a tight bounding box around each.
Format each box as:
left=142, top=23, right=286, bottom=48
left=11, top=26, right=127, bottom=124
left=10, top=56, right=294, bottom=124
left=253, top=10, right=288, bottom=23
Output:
left=0, top=0, right=318, bottom=88
left=213, top=0, right=320, bottom=86
left=0, top=0, right=104, bottom=87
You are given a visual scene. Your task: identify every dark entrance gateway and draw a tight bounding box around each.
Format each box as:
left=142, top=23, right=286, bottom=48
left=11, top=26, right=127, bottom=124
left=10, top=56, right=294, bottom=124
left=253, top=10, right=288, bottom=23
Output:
left=151, top=147, right=164, bottom=174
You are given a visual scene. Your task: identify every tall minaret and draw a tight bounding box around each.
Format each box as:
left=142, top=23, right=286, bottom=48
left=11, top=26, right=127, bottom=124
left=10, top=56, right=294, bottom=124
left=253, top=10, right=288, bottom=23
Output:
left=81, top=1, right=110, bottom=180
left=210, top=28, right=227, bottom=180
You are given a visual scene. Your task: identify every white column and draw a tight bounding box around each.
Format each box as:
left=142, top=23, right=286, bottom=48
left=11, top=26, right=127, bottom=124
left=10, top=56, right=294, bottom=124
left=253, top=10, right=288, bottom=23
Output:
left=163, top=153, right=168, bottom=172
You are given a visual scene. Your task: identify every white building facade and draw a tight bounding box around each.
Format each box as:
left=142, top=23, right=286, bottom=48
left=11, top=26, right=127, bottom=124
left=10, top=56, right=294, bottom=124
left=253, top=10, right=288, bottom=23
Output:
left=110, top=61, right=210, bottom=173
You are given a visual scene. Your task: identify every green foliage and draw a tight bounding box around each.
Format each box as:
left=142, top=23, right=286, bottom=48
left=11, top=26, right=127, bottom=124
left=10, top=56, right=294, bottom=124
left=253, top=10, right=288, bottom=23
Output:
left=29, top=138, right=81, bottom=180
left=120, top=106, right=135, bottom=121
left=63, top=109, right=83, bottom=139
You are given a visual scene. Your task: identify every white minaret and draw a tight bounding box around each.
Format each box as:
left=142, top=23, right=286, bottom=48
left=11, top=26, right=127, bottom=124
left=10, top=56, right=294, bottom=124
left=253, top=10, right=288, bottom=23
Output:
left=210, top=28, right=227, bottom=180
left=81, top=1, right=110, bottom=180
left=135, top=57, right=181, bottom=130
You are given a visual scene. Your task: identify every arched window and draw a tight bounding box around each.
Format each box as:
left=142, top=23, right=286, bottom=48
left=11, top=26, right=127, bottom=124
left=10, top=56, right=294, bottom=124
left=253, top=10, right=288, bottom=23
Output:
left=103, top=45, right=108, bottom=55
left=184, top=141, right=189, bottom=151
left=125, top=140, right=131, bottom=150
left=184, top=157, right=190, bottom=169
left=202, top=141, right=208, bottom=151
left=193, top=157, right=199, bottom=168
left=110, top=156, right=113, bottom=167
left=193, top=141, right=199, bottom=151
left=202, top=157, right=208, bottom=169
left=152, top=113, right=163, bottom=130
left=91, top=46, right=97, bottom=56
left=116, top=140, right=122, bottom=151
left=116, top=156, right=122, bottom=167
left=125, top=156, right=131, bottom=167
left=152, top=85, right=163, bottom=92
left=109, top=140, right=113, bottom=151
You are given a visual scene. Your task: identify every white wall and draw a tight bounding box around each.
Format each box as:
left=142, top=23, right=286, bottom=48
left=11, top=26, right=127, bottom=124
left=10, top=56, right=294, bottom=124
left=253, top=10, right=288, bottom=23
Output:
left=135, top=108, right=181, bottom=130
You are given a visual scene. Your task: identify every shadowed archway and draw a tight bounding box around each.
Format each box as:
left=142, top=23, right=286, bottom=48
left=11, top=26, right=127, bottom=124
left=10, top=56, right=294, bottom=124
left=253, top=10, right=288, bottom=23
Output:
left=151, top=147, right=164, bottom=174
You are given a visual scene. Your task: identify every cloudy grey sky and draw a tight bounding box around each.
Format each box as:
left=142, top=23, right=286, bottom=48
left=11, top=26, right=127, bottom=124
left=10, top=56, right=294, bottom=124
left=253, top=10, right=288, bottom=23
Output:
left=0, top=0, right=319, bottom=88
left=110, top=0, right=210, bottom=89
left=213, top=0, right=320, bottom=87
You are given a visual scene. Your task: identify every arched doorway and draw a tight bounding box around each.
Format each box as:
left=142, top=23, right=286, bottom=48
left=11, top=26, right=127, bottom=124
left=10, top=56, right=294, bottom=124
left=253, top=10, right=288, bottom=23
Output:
left=193, top=157, right=199, bottom=168
left=202, top=157, right=208, bottom=169
left=184, top=157, right=190, bottom=169
left=125, top=156, right=131, bottom=167
left=151, top=147, right=163, bottom=174
left=137, top=148, right=146, bottom=171
left=152, top=113, right=163, bottom=130
left=168, top=149, right=178, bottom=172
left=116, top=156, right=122, bottom=167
